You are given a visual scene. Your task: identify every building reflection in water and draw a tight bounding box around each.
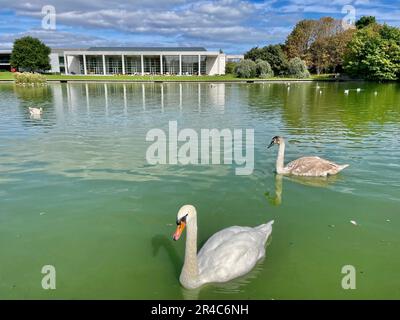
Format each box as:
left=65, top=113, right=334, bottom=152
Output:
left=63, top=82, right=226, bottom=115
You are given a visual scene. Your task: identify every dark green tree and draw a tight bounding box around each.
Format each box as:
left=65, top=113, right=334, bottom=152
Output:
left=355, top=16, right=376, bottom=29
left=244, top=44, right=288, bottom=75
left=10, top=36, right=51, bottom=72
left=244, top=47, right=264, bottom=61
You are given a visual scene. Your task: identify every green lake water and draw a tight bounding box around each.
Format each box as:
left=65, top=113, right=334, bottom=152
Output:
left=0, top=81, right=399, bottom=299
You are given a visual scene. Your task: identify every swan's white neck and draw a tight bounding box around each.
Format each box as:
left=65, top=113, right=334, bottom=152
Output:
left=180, top=213, right=199, bottom=288
left=276, top=140, right=286, bottom=174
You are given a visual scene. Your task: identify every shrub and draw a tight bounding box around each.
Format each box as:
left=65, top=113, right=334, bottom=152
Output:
left=14, top=72, right=47, bottom=86
left=255, top=59, right=274, bottom=78
left=235, top=59, right=257, bottom=78
left=286, top=57, right=310, bottom=78
left=225, top=61, right=238, bottom=74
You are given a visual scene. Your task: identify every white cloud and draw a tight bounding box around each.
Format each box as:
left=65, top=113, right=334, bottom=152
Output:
left=0, top=0, right=398, bottom=53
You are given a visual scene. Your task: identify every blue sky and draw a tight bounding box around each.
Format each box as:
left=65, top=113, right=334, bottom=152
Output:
left=0, top=0, right=399, bottom=53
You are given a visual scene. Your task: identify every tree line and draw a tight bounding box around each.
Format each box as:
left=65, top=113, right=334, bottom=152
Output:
left=233, top=16, right=400, bottom=80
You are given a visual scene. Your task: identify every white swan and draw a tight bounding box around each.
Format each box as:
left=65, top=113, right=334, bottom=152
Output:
left=29, top=107, right=43, bottom=116
left=172, top=205, right=273, bottom=289
left=268, top=136, right=349, bottom=177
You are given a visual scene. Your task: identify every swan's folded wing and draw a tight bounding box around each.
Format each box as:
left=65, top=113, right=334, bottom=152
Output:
left=286, top=156, right=340, bottom=175
left=197, top=230, right=265, bottom=283
left=197, top=226, right=252, bottom=256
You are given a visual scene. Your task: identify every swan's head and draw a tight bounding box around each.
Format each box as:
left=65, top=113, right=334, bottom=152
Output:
left=268, top=136, right=283, bottom=148
left=173, top=205, right=196, bottom=241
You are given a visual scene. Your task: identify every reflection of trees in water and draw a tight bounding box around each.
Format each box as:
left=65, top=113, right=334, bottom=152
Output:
left=14, top=85, right=53, bottom=106
left=246, top=82, right=400, bottom=137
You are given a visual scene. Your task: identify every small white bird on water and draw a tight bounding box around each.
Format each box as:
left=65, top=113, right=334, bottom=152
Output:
left=29, top=107, right=43, bottom=116
left=344, top=90, right=349, bottom=94
left=356, top=88, right=361, bottom=92
left=173, top=205, right=274, bottom=289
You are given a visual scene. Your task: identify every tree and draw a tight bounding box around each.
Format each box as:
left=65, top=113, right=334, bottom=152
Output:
left=244, top=44, right=288, bottom=75
left=255, top=59, right=274, bottom=78
left=355, top=16, right=376, bottom=29
left=287, top=57, right=310, bottom=78
left=235, top=59, right=257, bottom=78
left=285, top=17, right=355, bottom=74
left=284, top=19, right=316, bottom=63
left=244, top=47, right=261, bottom=60
left=344, top=24, right=400, bottom=80
left=10, top=36, right=51, bottom=72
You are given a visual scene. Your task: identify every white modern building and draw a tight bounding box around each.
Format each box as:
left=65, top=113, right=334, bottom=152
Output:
left=61, top=47, right=226, bottom=76
left=1, top=47, right=228, bottom=75
left=226, top=54, right=244, bottom=63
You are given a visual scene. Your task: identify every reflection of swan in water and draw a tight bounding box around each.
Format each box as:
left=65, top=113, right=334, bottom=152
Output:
left=265, top=174, right=283, bottom=206
left=184, top=257, right=267, bottom=299
left=265, top=173, right=340, bottom=206
left=29, top=107, right=43, bottom=116
left=172, top=205, right=273, bottom=290
left=268, top=136, right=349, bottom=177
left=152, top=234, right=182, bottom=278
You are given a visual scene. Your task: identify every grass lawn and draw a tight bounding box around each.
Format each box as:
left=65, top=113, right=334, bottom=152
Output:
left=0, top=71, right=336, bottom=82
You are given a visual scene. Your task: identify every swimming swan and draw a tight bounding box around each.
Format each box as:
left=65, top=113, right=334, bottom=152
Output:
left=29, top=107, right=43, bottom=115
left=268, top=136, right=349, bottom=177
left=173, top=205, right=274, bottom=289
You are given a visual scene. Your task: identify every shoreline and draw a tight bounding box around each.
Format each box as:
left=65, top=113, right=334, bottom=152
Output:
left=0, top=78, right=368, bottom=84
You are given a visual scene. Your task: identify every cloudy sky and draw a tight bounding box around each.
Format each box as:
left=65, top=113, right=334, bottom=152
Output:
left=0, top=0, right=399, bottom=53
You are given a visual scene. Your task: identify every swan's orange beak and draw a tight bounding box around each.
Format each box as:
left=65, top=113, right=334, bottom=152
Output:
left=173, top=222, right=186, bottom=241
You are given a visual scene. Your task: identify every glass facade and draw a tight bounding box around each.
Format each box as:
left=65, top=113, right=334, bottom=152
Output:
left=86, top=55, right=103, bottom=75
left=162, top=55, right=179, bottom=75
left=0, top=54, right=11, bottom=63
left=143, top=56, right=161, bottom=74
left=125, top=56, right=141, bottom=74
left=105, top=56, right=122, bottom=74
left=78, top=56, right=85, bottom=74
left=66, top=52, right=217, bottom=75
left=181, top=56, right=199, bottom=75
left=200, top=56, right=207, bottom=75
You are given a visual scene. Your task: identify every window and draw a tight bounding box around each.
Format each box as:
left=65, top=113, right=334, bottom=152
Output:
left=181, top=56, right=199, bottom=75
left=162, top=55, right=179, bottom=75
left=125, top=56, right=141, bottom=74
left=105, top=56, right=122, bottom=74
left=143, top=56, right=161, bottom=74
left=86, top=56, right=103, bottom=75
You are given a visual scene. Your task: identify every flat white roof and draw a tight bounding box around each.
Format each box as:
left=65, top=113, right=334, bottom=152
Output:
left=64, top=50, right=221, bottom=56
